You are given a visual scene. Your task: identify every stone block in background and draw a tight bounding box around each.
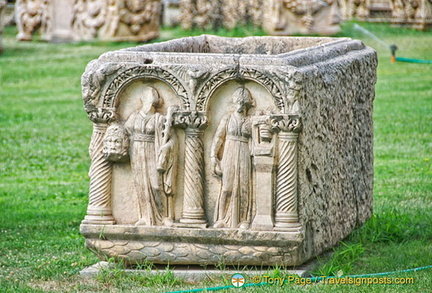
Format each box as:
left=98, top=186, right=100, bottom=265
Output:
left=263, top=0, right=341, bottom=35
left=15, top=0, right=162, bottom=42
left=80, top=35, right=377, bottom=266
left=339, top=0, right=432, bottom=30
left=179, top=0, right=341, bottom=35
left=162, top=0, right=180, bottom=27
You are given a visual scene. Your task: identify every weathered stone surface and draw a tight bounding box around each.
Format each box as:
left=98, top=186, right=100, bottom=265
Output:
left=72, top=0, right=161, bottom=42
left=15, top=0, right=161, bottom=42
left=180, top=0, right=341, bottom=35
left=263, top=0, right=341, bottom=36
left=340, top=0, right=432, bottom=30
left=16, top=0, right=49, bottom=41
left=15, top=0, right=74, bottom=42
left=80, top=35, right=376, bottom=266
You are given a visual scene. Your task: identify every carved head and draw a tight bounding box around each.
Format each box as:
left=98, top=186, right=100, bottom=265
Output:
left=232, top=87, right=255, bottom=112
left=103, top=123, right=129, bottom=162
left=140, top=86, right=162, bottom=112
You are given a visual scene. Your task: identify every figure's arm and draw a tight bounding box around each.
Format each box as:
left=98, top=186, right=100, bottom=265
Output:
left=210, top=115, right=228, bottom=177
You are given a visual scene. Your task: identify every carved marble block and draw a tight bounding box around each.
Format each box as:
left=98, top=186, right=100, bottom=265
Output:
left=80, top=35, right=377, bottom=266
left=15, top=0, right=75, bottom=42
left=180, top=0, right=263, bottom=30
left=15, top=0, right=162, bottom=42
left=340, top=0, right=432, bottom=30
left=263, top=0, right=342, bottom=35
left=16, top=0, right=49, bottom=41
left=73, top=0, right=161, bottom=42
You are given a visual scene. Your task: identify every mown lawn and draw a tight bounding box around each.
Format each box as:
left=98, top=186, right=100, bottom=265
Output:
left=0, top=23, right=431, bottom=292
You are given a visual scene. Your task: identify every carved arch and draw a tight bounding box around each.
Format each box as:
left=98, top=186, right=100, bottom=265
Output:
left=196, top=67, right=285, bottom=112
left=102, top=65, right=190, bottom=109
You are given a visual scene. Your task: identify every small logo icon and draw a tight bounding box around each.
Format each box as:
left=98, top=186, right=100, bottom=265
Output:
left=231, top=273, right=245, bottom=288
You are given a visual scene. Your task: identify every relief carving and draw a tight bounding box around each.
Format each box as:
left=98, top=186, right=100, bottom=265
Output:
left=107, top=0, right=160, bottom=41
left=174, top=110, right=208, bottom=226
left=196, top=67, right=285, bottom=112
left=211, top=87, right=255, bottom=229
left=124, top=87, right=178, bottom=226
left=72, top=0, right=106, bottom=41
left=83, top=107, right=117, bottom=225
left=103, top=66, right=189, bottom=109
left=80, top=35, right=376, bottom=267
left=103, top=123, right=130, bottom=162
left=16, top=0, right=51, bottom=41
left=271, top=114, right=302, bottom=231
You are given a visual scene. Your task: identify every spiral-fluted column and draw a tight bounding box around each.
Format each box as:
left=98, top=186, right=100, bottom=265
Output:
left=272, top=115, right=302, bottom=231
left=82, top=108, right=116, bottom=225
left=175, top=111, right=208, bottom=227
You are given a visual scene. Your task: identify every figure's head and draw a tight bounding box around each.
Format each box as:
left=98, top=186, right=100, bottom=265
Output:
left=103, top=123, right=129, bottom=162
left=232, top=87, right=254, bottom=113
left=140, top=86, right=162, bottom=112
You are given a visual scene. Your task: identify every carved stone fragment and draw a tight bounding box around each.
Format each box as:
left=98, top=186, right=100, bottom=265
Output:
left=16, top=0, right=47, bottom=41
left=80, top=35, right=377, bottom=266
left=339, top=0, right=432, bottom=30
left=179, top=0, right=341, bottom=35
left=15, top=0, right=161, bottom=42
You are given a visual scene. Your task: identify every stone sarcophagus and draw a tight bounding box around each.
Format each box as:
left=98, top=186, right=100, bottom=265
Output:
left=80, top=35, right=377, bottom=266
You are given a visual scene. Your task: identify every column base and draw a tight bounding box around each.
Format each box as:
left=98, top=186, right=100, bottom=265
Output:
left=82, top=206, right=115, bottom=225
left=274, top=222, right=302, bottom=232
left=180, top=209, right=207, bottom=226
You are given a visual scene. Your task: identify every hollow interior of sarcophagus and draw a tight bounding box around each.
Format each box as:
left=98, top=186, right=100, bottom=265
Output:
left=127, top=35, right=340, bottom=55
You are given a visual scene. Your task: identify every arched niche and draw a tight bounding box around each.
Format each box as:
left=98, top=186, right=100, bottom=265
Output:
left=110, top=79, right=186, bottom=224
left=102, top=65, right=190, bottom=110
left=202, top=80, right=280, bottom=224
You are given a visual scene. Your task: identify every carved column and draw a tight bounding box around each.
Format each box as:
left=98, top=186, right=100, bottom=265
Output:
left=272, top=114, right=302, bottom=231
left=175, top=111, right=208, bottom=227
left=82, top=108, right=116, bottom=225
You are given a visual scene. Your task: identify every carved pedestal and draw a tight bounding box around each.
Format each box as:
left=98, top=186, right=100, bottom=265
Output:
left=80, top=35, right=376, bottom=266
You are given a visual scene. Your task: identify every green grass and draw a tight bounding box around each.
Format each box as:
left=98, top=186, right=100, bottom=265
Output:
left=1, top=22, right=431, bottom=292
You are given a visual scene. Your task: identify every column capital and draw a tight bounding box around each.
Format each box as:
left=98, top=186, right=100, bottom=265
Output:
left=270, top=114, right=302, bottom=133
left=174, top=111, right=208, bottom=130
left=86, top=106, right=117, bottom=124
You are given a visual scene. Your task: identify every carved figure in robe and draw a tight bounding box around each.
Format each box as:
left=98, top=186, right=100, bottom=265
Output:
left=211, top=87, right=255, bottom=229
left=125, top=87, right=178, bottom=226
